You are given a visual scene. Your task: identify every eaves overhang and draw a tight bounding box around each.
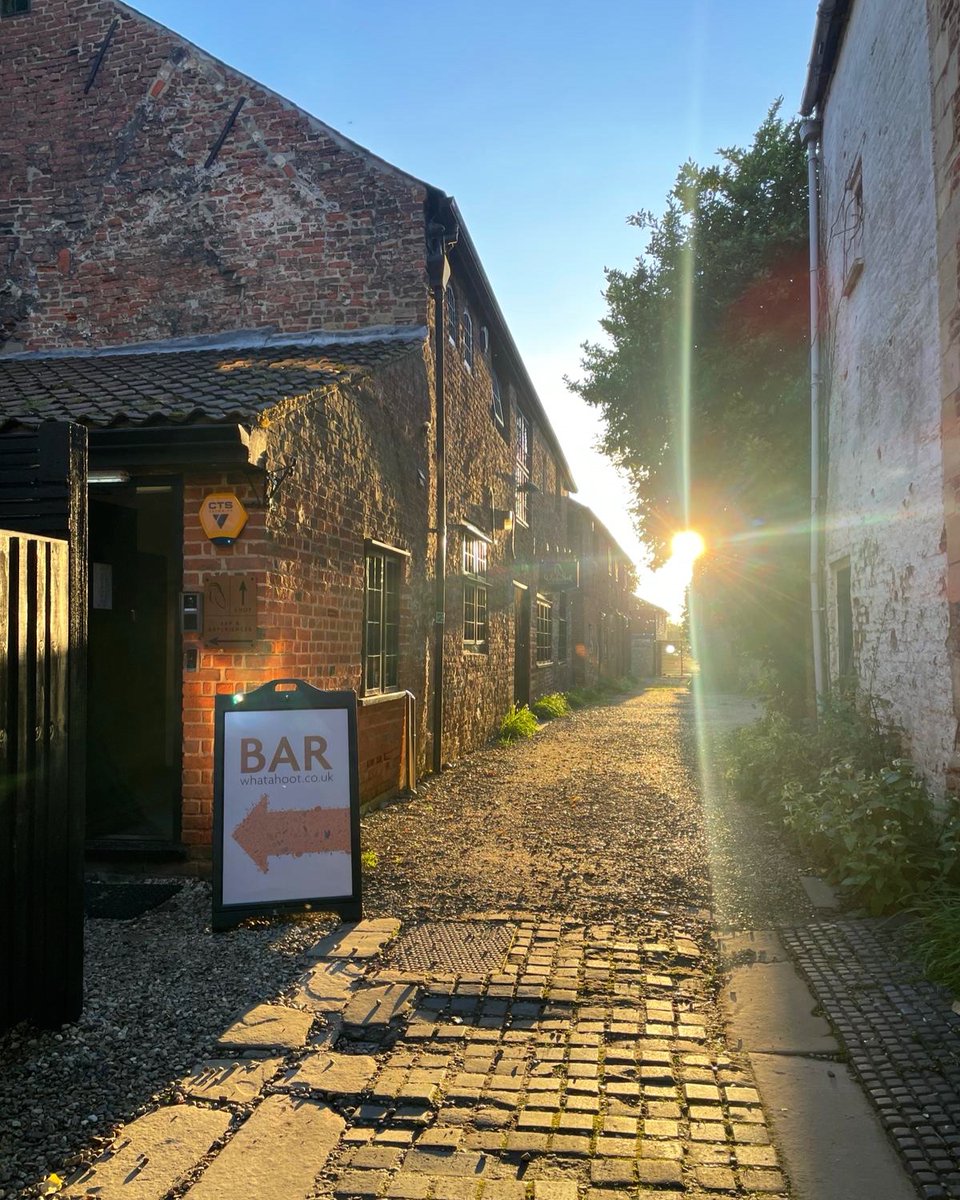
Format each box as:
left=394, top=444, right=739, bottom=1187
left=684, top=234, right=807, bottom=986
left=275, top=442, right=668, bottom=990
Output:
left=800, top=0, right=854, bottom=116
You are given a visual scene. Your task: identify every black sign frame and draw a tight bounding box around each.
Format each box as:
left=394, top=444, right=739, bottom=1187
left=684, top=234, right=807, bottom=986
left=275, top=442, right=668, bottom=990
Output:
left=212, top=678, right=362, bottom=931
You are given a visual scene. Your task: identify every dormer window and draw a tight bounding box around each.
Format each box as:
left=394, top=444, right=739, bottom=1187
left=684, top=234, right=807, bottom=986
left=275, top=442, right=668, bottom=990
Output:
left=491, top=371, right=505, bottom=431
left=445, top=285, right=458, bottom=345
left=462, top=309, right=474, bottom=371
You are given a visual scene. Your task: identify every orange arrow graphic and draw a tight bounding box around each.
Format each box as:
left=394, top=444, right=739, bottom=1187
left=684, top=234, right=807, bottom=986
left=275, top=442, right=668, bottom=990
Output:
left=233, top=794, right=351, bottom=873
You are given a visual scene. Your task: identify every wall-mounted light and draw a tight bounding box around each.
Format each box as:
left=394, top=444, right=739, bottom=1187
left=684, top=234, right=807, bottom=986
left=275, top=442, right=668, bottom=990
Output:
left=88, top=470, right=130, bottom=485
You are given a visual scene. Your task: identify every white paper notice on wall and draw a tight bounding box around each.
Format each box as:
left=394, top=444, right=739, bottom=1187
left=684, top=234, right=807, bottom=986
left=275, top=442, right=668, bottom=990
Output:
left=221, top=706, right=353, bottom=907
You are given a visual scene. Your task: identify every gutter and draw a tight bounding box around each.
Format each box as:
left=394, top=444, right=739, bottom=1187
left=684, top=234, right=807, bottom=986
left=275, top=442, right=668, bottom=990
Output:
left=800, top=0, right=852, bottom=116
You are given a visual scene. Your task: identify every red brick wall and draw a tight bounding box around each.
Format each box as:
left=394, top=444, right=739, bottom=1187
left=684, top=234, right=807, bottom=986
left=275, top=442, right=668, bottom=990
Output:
left=0, top=0, right=428, bottom=351
left=179, top=351, right=431, bottom=858
left=432, top=272, right=578, bottom=762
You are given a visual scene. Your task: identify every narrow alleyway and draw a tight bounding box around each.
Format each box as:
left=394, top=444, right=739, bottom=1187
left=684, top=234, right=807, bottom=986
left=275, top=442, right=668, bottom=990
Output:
left=6, top=686, right=941, bottom=1199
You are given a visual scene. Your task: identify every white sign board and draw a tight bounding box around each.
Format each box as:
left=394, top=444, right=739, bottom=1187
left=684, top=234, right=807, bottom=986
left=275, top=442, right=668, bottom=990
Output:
left=213, top=682, right=361, bottom=928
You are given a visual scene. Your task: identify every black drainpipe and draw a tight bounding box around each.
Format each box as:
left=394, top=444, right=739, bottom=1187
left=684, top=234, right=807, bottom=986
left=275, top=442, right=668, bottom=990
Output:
left=426, top=213, right=457, bottom=773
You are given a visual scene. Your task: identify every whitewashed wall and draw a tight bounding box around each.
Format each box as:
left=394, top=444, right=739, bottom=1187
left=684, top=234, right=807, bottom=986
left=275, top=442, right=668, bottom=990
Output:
left=820, top=0, right=954, bottom=790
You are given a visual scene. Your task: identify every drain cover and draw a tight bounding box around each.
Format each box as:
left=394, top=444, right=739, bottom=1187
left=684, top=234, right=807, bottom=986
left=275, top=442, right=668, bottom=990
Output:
left=387, top=921, right=516, bottom=974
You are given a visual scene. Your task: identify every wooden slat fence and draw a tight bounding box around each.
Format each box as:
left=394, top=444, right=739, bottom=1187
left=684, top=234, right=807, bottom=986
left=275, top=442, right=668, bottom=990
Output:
left=0, top=422, right=87, bottom=1028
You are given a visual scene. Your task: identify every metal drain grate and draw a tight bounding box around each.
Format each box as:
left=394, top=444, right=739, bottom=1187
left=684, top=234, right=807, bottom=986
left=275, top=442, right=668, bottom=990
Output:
left=386, top=921, right=516, bottom=974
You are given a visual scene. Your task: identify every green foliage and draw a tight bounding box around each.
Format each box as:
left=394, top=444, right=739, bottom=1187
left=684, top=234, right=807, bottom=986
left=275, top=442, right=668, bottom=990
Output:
left=361, top=849, right=379, bottom=870
left=910, top=892, right=960, bottom=996
left=724, top=696, right=957, bottom=913
left=498, top=703, right=539, bottom=743
left=782, top=761, right=942, bottom=914
left=531, top=692, right=571, bottom=720
left=569, top=103, right=810, bottom=707
left=564, top=688, right=593, bottom=710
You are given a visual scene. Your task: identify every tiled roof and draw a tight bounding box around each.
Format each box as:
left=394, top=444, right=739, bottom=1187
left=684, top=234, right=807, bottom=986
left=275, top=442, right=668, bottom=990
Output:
left=0, top=330, right=426, bottom=430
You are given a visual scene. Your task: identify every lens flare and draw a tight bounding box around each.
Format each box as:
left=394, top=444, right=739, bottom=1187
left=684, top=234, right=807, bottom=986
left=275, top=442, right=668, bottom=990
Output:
left=671, top=530, right=705, bottom=562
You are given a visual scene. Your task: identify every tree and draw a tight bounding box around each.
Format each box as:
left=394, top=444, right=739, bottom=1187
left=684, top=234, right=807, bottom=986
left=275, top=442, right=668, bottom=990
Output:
left=569, top=103, right=810, bottom=709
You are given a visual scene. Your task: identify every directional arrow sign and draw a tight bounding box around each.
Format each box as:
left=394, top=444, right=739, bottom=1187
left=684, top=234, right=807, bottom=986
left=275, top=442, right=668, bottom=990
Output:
left=233, top=794, right=351, bottom=873
left=214, top=694, right=361, bottom=924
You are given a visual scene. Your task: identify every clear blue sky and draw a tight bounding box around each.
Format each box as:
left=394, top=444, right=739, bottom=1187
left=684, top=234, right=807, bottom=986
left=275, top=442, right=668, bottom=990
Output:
left=135, top=0, right=816, bottom=615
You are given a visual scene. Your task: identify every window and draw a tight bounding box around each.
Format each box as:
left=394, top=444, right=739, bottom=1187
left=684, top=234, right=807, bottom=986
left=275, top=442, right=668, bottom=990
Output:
left=445, top=285, right=458, bottom=345
left=462, top=308, right=474, bottom=370
left=491, top=371, right=505, bottom=432
left=515, top=408, right=531, bottom=526
left=842, top=161, right=864, bottom=296
left=1, top=0, right=30, bottom=14
left=557, top=592, right=568, bottom=664
left=364, top=549, right=401, bottom=692
left=835, top=561, right=853, bottom=678
left=536, top=596, right=553, bottom=665
left=463, top=535, right=488, bottom=651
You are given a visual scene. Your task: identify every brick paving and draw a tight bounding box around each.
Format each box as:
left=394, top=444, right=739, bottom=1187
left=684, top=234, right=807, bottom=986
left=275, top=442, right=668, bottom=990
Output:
left=63, top=916, right=788, bottom=1198
left=61, top=692, right=797, bottom=1197
left=783, top=920, right=960, bottom=1199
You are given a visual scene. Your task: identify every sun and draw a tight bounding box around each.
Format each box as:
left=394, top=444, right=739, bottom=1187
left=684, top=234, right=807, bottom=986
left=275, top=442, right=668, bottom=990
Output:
left=670, top=530, right=705, bottom=562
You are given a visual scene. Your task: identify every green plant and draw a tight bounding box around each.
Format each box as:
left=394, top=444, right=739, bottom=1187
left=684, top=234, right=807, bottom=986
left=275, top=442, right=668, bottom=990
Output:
left=723, top=710, right=818, bottom=811
left=361, top=849, right=379, bottom=870
left=910, top=891, right=960, bottom=996
left=498, top=703, right=539, bottom=743
left=565, top=688, right=597, bottom=709
left=531, top=692, right=570, bottom=720
left=781, top=759, right=940, bottom=914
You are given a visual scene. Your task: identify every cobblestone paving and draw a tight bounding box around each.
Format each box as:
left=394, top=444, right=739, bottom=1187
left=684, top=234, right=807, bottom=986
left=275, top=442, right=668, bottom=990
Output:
left=58, top=690, right=794, bottom=1199
left=783, top=920, right=960, bottom=1199
left=62, top=917, right=788, bottom=1198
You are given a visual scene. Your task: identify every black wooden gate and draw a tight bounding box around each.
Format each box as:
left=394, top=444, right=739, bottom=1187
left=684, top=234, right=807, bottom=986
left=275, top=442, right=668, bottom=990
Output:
left=0, top=422, right=87, bottom=1028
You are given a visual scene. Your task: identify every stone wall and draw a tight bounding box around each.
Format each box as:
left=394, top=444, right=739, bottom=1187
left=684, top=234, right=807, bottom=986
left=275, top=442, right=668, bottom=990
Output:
left=820, top=0, right=954, bottom=791
left=0, top=0, right=428, bottom=351
left=928, top=0, right=960, bottom=793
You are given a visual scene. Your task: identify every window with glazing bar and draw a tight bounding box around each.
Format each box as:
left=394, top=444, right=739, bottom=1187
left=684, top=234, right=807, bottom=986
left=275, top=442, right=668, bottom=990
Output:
left=463, top=536, right=488, bottom=650
left=364, top=549, right=401, bottom=692
left=536, top=595, right=553, bottom=665
left=557, top=592, right=568, bottom=664
left=515, top=408, right=531, bottom=526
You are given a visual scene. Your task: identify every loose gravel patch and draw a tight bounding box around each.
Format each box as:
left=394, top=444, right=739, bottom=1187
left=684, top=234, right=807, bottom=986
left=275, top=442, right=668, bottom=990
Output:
left=0, top=880, right=336, bottom=1198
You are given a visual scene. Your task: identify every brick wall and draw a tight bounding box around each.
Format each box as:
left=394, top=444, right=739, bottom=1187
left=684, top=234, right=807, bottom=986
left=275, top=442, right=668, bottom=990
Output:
left=0, top=0, right=428, bottom=351
left=431, top=271, right=579, bottom=762
left=820, top=0, right=954, bottom=794
left=179, top=349, right=431, bottom=858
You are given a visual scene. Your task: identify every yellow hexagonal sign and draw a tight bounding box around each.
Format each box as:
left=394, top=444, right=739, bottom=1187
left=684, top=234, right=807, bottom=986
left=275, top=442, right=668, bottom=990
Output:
left=199, top=492, right=248, bottom=545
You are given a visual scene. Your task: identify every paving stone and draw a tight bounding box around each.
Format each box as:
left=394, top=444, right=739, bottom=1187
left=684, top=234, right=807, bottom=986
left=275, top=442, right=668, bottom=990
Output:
left=280, top=1051, right=378, bottom=1095
left=595, top=1135, right=636, bottom=1156
left=481, top=1182, right=527, bottom=1199
left=404, top=1150, right=491, bottom=1178
left=739, top=1166, right=788, bottom=1191
left=310, top=919, right=401, bottom=959
left=181, top=1058, right=282, bottom=1103
left=693, top=1165, right=737, bottom=1191
left=735, top=1144, right=778, bottom=1167
left=343, top=983, right=418, bottom=1029
left=635, top=1159, right=683, bottom=1187
left=505, top=1131, right=551, bottom=1153
left=433, top=1179, right=482, bottom=1200
left=184, top=1096, right=344, bottom=1199
left=550, top=1134, right=592, bottom=1156
left=683, top=1082, right=721, bottom=1104
left=532, top=1182, right=578, bottom=1200
left=590, top=1158, right=635, bottom=1185
left=334, top=1169, right=389, bottom=1197
left=217, top=1002, right=314, bottom=1051
left=292, top=960, right=368, bottom=1012
left=385, top=1175, right=432, bottom=1199
left=64, top=1105, right=230, bottom=1200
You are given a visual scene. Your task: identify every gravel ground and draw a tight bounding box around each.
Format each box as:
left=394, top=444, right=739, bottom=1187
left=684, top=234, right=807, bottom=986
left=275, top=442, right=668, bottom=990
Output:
left=363, top=685, right=815, bottom=931
left=0, top=883, right=335, bottom=1198
left=3, top=684, right=815, bottom=1197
